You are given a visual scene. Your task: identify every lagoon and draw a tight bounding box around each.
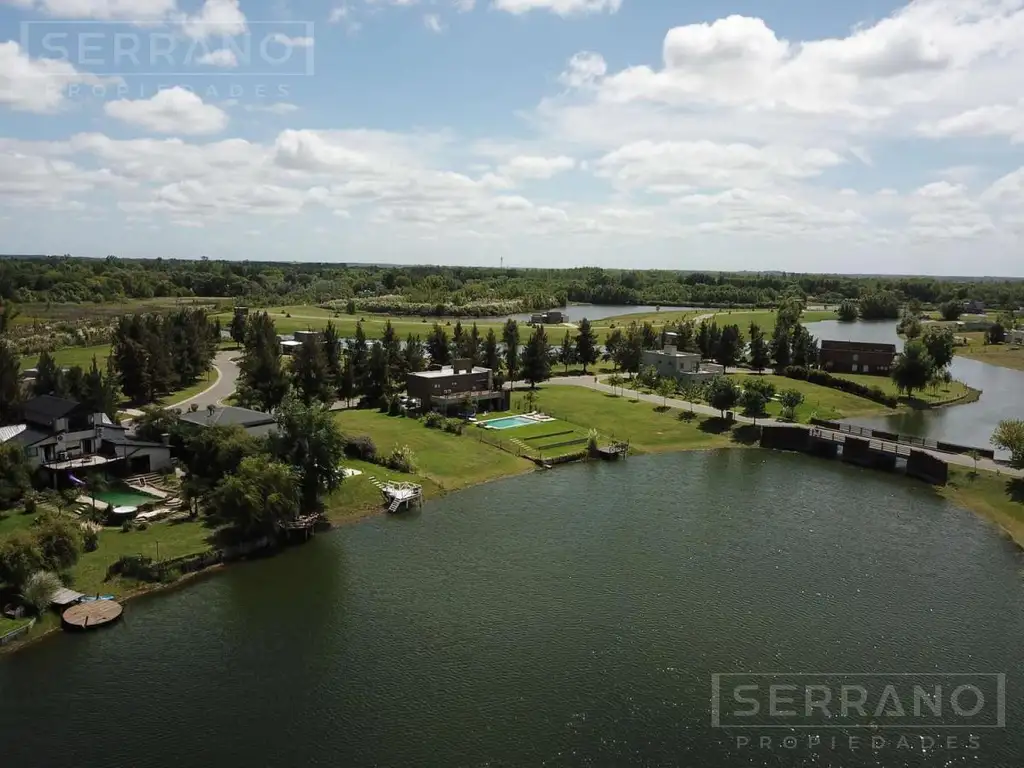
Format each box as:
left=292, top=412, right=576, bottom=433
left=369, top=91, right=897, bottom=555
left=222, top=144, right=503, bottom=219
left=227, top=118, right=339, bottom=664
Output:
left=1, top=451, right=1021, bottom=767
left=805, top=319, right=1024, bottom=451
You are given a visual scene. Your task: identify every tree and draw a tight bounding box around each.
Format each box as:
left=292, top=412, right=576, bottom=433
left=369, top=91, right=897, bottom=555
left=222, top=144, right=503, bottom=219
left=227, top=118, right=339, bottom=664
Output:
left=451, top=320, right=466, bottom=362
left=338, top=357, right=356, bottom=407
left=80, top=356, right=119, bottom=420
left=322, top=320, right=343, bottom=393
left=575, top=318, right=599, bottom=374
left=521, top=324, right=552, bottom=388
left=675, top=320, right=697, bottom=352
left=32, top=350, right=66, bottom=397
left=859, top=291, right=901, bottom=320
left=365, top=342, right=390, bottom=406
left=707, top=377, right=740, bottom=417
left=291, top=336, right=332, bottom=405
left=778, top=388, right=804, bottom=421
left=0, top=339, right=21, bottom=425
left=939, top=300, right=963, bottom=321
left=483, top=328, right=501, bottom=374
left=33, top=513, right=83, bottom=573
left=790, top=325, right=818, bottom=368
left=891, top=340, right=935, bottom=398
left=267, top=396, right=347, bottom=513
left=714, top=324, right=743, bottom=368
left=898, top=314, right=922, bottom=339
left=604, top=328, right=624, bottom=370
left=986, top=323, right=1006, bottom=344
left=465, top=323, right=482, bottom=364
left=181, top=425, right=261, bottom=515
left=770, top=324, right=791, bottom=368
left=607, top=373, right=623, bottom=397
left=349, top=322, right=371, bottom=394
left=502, top=320, right=521, bottom=386
left=837, top=300, right=859, bottom=322
left=679, top=381, right=700, bottom=414
left=747, top=324, right=771, bottom=373
left=207, top=456, right=300, bottom=536
left=22, top=571, right=62, bottom=616
left=0, top=442, right=32, bottom=510
left=229, top=310, right=247, bottom=347
left=403, top=333, right=426, bottom=375
left=558, top=329, right=576, bottom=372
left=236, top=314, right=289, bottom=413
left=655, top=377, right=675, bottom=408
left=991, top=419, right=1024, bottom=468
left=614, top=322, right=645, bottom=375
left=742, top=376, right=776, bottom=402
left=740, top=388, right=768, bottom=424
left=133, top=406, right=180, bottom=443
left=426, top=323, right=451, bottom=367
left=921, top=325, right=955, bottom=370
left=0, top=531, right=45, bottom=590
left=696, top=320, right=713, bottom=358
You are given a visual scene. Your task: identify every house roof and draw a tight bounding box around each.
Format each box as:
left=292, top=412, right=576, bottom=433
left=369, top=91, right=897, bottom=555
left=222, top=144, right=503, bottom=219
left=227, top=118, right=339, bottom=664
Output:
left=409, top=366, right=491, bottom=379
left=100, top=427, right=166, bottom=449
left=0, top=423, right=50, bottom=447
left=22, top=394, right=82, bottom=424
left=179, top=406, right=278, bottom=429
left=820, top=340, right=896, bottom=353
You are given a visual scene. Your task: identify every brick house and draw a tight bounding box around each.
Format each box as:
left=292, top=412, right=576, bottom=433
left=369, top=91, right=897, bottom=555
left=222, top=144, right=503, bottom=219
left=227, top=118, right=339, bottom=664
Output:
left=819, top=340, right=897, bottom=375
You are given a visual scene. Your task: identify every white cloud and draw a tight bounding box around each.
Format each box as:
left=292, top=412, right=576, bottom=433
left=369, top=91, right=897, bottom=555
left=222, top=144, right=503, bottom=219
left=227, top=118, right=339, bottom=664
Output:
left=423, top=13, right=444, bottom=32
left=104, top=88, right=229, bottom=135
left=9, top=0, right=176, bottom=20
left=180, top=0, right=247, bottom=39
left=0, top=41, right=116, bottom=114
left=498, top=155, right=575, bottom=179
left=328, top=2, right=362, bottom=32
left=559, top=52, right=606, bottom=88
left=454, top=0, right=475, bottom=10
left=919, top=102, right=1024, bottom=143
left=197, top=48, right=238, bottom=67
left=492, top=0, right=620, bottom=16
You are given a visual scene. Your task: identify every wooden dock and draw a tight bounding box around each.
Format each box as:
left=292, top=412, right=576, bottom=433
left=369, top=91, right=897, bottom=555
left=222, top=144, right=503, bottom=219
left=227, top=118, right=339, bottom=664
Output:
left=62, top=600, right=124, bottom=630
left=595, top=441, right=629, bottom=460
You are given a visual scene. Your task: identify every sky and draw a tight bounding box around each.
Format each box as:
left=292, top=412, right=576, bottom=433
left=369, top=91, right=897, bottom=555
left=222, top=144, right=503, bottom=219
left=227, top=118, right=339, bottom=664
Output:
left=1, top=0, right=1024, bottom=275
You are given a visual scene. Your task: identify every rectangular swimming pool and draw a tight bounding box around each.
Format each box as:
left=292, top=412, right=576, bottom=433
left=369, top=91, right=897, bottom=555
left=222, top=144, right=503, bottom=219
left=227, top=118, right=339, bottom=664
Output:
left=92, top=487, right=162, bottom=508
left=482, top=416, right=536, bottom=430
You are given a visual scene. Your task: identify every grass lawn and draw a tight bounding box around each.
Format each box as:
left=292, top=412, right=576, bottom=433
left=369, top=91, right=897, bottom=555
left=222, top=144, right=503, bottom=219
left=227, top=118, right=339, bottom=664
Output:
left=20, top=344, right=112, bottom=371
left=731, top=373, right=888, bottom=422
left=157, top=369, right=217, bottom=406
left=954, top=334, right=1024, bottom=372
left=70, top=518, right=219, bottom=595
left=0, top=616, right=31, bottom=636
left=940, top=467, right=1024, bottom=548
left=333, top=409, right=534, bottom=492
left=509, top=386, right=756, bottom=453
left=0, top=508, right=37, bottom=538
left=703, top=309, right=837, bottom=334
left=833, top=372, right=975, bottom=407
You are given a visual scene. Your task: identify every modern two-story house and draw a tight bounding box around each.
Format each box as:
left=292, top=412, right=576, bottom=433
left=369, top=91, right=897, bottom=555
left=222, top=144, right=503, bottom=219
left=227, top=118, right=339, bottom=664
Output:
left=0, top=395, right=171, bottom=480
left=405, top=359, right=506, bottom=414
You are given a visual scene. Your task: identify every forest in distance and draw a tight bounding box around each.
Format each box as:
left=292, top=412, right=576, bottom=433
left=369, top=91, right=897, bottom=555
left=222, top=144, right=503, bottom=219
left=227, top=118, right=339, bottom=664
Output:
left=3, top=255, right=1024, bottom=312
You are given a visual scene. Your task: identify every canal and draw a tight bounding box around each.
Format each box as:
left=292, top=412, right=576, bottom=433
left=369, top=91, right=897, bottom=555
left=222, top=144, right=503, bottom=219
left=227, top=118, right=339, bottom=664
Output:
left=2, top=451, right=1021, bottom=767
left=804, top=319, right=1024, bottom=451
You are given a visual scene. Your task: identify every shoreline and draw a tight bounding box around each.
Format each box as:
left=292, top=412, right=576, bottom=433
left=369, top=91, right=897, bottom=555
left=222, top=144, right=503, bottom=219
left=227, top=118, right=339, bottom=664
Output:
left=3, top=440, right=1020, bottom=656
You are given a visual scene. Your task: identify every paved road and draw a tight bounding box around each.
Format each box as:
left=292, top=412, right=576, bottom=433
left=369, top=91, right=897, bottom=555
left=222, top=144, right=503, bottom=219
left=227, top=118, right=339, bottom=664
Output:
left=177, top=350, right=241, bottom=409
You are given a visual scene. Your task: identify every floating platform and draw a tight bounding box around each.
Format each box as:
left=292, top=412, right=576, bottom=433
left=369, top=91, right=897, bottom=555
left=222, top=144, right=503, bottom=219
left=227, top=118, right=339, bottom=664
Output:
left=62, top=600, right=124, bottom=631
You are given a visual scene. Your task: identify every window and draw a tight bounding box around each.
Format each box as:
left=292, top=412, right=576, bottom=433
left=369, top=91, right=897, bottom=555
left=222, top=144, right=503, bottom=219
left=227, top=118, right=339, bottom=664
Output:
left=852, top=354, right=859, bottom=362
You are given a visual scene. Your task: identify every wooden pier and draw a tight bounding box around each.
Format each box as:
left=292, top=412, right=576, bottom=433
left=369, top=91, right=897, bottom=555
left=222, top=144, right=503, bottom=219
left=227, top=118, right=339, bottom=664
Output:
left=370, top=478, right=424, bottom=513
left=62, top=600, right=124, bottom=631
left=595, top=441, right=630, bottom=460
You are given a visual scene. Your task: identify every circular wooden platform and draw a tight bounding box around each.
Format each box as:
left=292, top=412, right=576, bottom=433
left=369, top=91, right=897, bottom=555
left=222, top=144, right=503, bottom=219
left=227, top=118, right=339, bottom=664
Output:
left=62, top=600, right=124, bottom=630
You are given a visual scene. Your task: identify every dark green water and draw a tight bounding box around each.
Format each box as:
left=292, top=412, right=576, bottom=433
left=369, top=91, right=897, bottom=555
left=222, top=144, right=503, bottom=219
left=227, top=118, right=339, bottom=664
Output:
left=2, top=451, right=1022, bottom=767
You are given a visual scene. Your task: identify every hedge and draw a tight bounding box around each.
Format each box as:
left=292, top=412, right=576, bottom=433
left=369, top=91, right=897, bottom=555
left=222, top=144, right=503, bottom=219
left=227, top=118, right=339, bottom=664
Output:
left=781, top=366, right=899, bottom=407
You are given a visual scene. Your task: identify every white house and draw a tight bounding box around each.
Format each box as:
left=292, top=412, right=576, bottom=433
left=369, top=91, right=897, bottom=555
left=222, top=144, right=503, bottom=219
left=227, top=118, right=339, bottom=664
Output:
left=641, top=334, right=725, bottom=383
left=1008, top=328, right=1024, bottom=345
left=0, top=395, right=171, bottom=478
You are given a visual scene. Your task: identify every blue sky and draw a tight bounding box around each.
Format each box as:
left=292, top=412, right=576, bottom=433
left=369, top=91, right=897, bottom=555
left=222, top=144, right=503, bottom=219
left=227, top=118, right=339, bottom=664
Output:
left=1, top=0, right=1024, bottom=274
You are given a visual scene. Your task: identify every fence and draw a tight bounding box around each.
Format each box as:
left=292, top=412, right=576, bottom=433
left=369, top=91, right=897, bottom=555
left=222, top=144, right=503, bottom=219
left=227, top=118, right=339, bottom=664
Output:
left=0, top=618, right=35, bottom=647
left=809, top=419, right=994, bottom=459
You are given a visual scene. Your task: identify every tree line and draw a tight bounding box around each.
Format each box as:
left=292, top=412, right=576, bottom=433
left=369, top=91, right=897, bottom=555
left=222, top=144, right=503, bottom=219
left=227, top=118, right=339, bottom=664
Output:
left=5, top=255, right=1024, bottom=311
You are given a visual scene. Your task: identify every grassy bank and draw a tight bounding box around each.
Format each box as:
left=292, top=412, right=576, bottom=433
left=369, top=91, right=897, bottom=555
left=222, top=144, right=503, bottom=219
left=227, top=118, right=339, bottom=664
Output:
left=731, top=373, right=889, bottom=422
left=939, top=467, right=1024, bottom=549
left=832, top=372, right=977, bottom=408
left=954, top=333, right=1024, bottom=372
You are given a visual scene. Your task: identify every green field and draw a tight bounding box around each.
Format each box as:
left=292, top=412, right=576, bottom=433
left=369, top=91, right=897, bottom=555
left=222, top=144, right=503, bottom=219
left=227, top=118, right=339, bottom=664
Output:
left=832, top=372, right=974, bottom=407
left=510, top=386, right=752, bottom=454
left=731, top=373, right=888, bottom=422
left=20, top=344, right=112, bottom=371
left=941, top=467, right=1024, bottom=549
left=706, top=309, right=837, bottom=333
left=333, top=409, right=534, bottom=491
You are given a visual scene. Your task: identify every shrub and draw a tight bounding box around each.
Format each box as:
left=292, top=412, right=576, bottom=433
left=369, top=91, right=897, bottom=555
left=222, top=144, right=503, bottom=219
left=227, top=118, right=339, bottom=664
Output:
left=382, top=444, right=417, bottom=474
left=423, top=411, right=444, bottom=429
left=121, top=519, right=133, bottom=533
left=344, top=435, right=378, bottom=462
left=23, top=496, right=37, bottom=515
left=442, top=418, right=464, bottom=435
left=83, top=528, right=99, bottom=552
left=22, top=571, right=63, bottom=615
left=387, top=397, right=402, bottom=417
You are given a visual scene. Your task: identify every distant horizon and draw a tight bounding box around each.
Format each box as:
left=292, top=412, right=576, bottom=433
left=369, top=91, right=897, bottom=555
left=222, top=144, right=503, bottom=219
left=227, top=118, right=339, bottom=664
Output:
left=2, top=253, right=1023, bottom=282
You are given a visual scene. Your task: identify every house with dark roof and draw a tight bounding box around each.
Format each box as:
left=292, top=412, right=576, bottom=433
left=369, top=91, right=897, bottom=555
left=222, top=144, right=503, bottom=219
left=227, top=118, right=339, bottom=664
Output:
left=178, top=406, right=280, bottom=438
left=0, top=395, right=172, bottom=476
left=819, top=340, right=897, bottom=375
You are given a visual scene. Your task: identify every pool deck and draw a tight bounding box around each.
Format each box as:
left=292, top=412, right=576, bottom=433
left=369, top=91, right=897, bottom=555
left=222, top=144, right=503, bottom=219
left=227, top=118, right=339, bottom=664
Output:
left=62, top=600, right=124, bottom=630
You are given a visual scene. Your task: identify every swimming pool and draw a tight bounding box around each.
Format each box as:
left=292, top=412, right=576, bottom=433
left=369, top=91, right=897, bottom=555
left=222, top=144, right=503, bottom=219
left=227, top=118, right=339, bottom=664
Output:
left=92, top=487, right=162, bottom=508
left=481, top=416, right=536, bottom=430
